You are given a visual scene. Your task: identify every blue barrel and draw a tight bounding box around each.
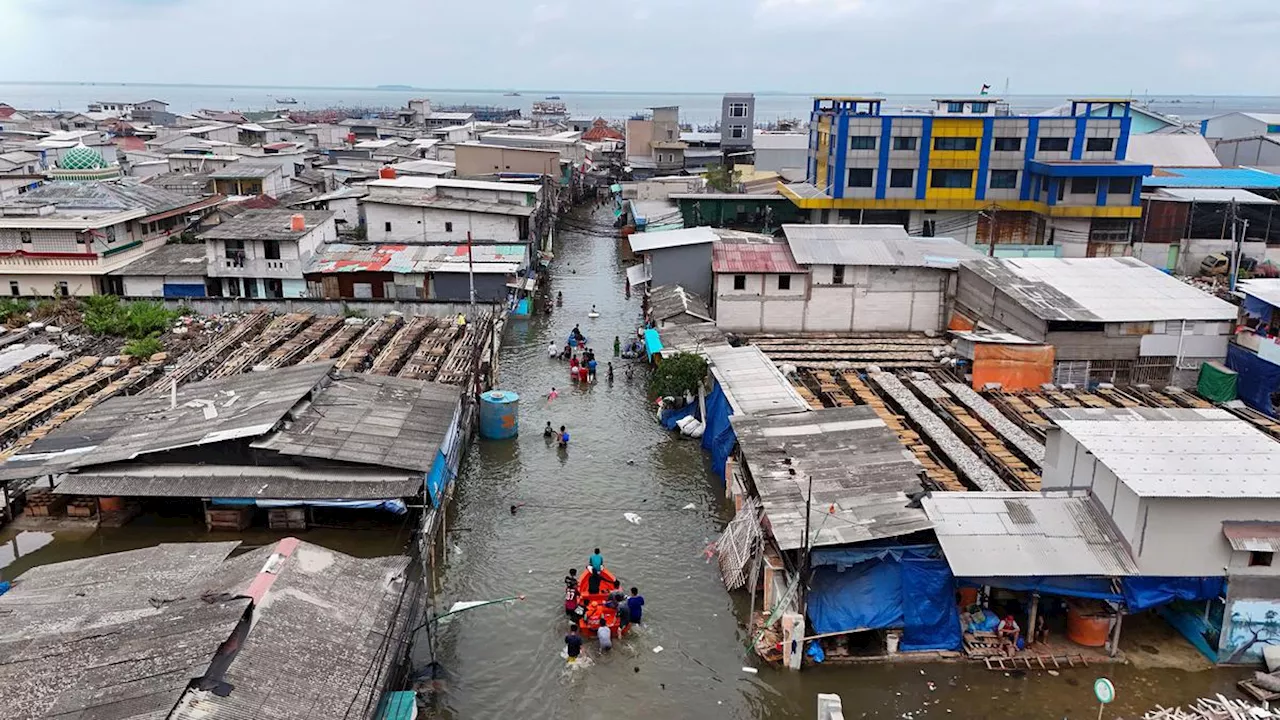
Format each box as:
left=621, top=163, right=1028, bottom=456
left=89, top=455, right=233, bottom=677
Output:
left=479, top=390, right=520, bottom=439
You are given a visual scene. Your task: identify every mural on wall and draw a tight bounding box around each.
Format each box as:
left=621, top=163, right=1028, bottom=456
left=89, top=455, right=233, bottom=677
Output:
left=1223, top=599, right=1280, bottom=663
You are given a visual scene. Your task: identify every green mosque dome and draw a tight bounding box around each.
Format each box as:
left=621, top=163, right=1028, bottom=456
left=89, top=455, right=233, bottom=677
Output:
left=58, top=143, right=108, bottom=170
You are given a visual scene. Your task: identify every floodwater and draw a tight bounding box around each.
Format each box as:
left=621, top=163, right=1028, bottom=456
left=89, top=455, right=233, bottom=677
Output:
left=415, top=204, right=1253, bottom=720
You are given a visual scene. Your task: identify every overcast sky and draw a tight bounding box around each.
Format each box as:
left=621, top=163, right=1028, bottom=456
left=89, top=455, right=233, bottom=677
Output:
left=2, top=0, right=1278, bottom=95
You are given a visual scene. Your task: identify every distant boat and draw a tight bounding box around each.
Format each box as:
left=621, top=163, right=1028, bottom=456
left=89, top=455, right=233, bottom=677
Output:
left=504, top=92, right=521, bottom=97
left=276, top=97, right=298, bottom=104
left=545, top=95, right=561, bottom=100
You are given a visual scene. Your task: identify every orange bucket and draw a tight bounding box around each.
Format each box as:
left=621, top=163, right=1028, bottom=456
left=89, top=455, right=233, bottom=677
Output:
left=1066, top=603, right=1112, bottom=647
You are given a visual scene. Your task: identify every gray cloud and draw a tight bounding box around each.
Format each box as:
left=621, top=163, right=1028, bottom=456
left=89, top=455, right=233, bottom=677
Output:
left=0, top=0, right=1276, bottom=95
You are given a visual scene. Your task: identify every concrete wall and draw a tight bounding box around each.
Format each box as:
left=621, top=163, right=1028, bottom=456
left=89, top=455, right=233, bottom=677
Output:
left=1177, top=238, right=1268, bottom=276
left=122, top=276, right=165, bottom=297
left=151, top=296, right=494, bottom=318
left=1221, top=576, right=1280, bottom=664
left=713, top=270, right=807, bottom=333
left=454, top=144, right=558, bottom=178
left=626, top=119, right=654, bottom=158
left=364, top=202, right=523, bottom=243
left=647, top=244, right=712, bottom=298
left=430, top=272, right=509, bottom=302
left=1, top=273, right=99, bottom=296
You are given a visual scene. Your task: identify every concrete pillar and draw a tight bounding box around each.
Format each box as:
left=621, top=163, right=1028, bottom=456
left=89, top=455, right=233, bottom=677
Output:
left=782, top=612, right=805, bottom=670
left=817, top=693, right=845, bottom=720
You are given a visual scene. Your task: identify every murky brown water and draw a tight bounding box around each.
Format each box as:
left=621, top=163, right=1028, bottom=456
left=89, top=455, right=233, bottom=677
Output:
left=0, top=204, right=1253, bottom=719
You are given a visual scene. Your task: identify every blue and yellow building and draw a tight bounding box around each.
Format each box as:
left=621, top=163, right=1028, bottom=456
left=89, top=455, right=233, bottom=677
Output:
left=780, top=97, right=1153, bottom=252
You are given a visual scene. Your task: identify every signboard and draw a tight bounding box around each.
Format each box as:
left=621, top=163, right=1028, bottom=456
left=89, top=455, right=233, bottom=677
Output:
left=1093, top=678, right=1115, bottom=705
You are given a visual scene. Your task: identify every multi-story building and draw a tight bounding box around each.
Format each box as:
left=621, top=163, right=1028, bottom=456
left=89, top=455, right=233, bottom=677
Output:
left=0, top=181, right=222, bottom=297
left=361, top=176, right=542, bottom=245
left=780, top=97, right=1153, bottom=258
left=720, top=93, right=755, bottom=159
left=201, top=209, right=335, bottom=299
left=626, top=106, right=686, bottom=178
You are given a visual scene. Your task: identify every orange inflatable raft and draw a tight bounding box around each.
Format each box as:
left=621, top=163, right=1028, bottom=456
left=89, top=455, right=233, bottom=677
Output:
left=573, top=567, right=629, bottom=640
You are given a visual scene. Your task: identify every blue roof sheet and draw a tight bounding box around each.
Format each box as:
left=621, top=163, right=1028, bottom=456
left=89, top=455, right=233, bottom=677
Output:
left=1142, top=167, right=1280, bottom=189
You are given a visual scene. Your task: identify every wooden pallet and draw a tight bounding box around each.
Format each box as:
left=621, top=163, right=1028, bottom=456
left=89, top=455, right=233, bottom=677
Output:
left=398, top=320, right=455, bottom=381
left=984, top=653, right=1088, bottom=670
left=260, top=316, right=342, bottom=369
left=788, top=379, right=825, bottom=410
left=929, top=389, right=1040, bottom=491
left=209, top=313, right=314, bottom=378
left=370, top=317, right=432, bottom=376
left=337, top=316, right=404, bottom=373
left=842, top=371, right=964, bottom=492
left=303, top=321, right=367, bottom=363
left=0, top=356, right=63, bottom=398
left=142, top=312, right=271, bottom=394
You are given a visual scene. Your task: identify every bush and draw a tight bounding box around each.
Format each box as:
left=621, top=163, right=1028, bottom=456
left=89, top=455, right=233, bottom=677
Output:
left=122, top=335, right=163, bottom=359
left=82, top=296, right=180, bottom=338
left=0, top=298, right=30, bottom=323
left=648, top=352, right=708, bottom=399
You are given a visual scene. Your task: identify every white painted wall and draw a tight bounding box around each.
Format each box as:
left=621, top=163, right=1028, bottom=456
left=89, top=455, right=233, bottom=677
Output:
left=363, top=202, right=522, bottom=243
left=122, top=276, right=165, bottom=297
left=1202, top=113, right=1273, bottom=141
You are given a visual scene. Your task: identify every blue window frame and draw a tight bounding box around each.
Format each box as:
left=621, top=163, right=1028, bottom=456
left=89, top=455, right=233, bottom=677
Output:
left=947, top=102, right=965, bottom=114
left=971, top=102, right=989, bottom=114
left=934, top=137, right=978, bottom=151
left=930, top=169, right=973, bottom=189
left=989, top=170, right=1018, bottom=189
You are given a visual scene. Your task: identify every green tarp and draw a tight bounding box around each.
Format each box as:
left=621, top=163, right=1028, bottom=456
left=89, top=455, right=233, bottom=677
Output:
left=1198, top=361, right=1238, bottom=403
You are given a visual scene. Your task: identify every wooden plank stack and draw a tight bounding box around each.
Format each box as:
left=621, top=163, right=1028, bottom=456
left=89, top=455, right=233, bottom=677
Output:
left=1143, top=694, right=1280, bottom=719
left=841, top=371, right=964, bottom=492
left=268, top=507, right=307, bottom=531
left=205, top=505, right=253, bottom=531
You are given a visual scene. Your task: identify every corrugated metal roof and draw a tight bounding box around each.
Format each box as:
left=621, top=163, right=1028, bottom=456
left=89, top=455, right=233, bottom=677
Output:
left=782, top=224, right=982, bottom=268
left=704, top=345, right=810, bottom=417
left=1153, top=188, right=1277, bottom=204
left=1124, top=135, right=1221, bottom=168
left=647, top=284, right=713, bottom=323
left=200, top=209, right=333, bottom=241
left=1223, top=522, right=1280, bottom=552
left=961, top=257, right=1237, bottom=323
left=923, top=492, right=1138, bottom=577
left=1241, top=279, right=1280, bottom=308
left=1144, top=167, right=1280, bottom=189
left=54, top=464, right=422, bottom=500
left=305, top=243, right=527, bottom=274
left=1046, top=407, right=1280, bottom=498
left=627, top=226, right=717, bottom=253
left=712, top=240, right=804, bottom=273
left=731, top=406, right=929, bottom=551
left=108, top=242, right=208, bottom=277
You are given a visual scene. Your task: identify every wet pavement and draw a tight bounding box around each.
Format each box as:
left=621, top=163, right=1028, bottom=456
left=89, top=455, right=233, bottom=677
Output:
left=412, top=205, right=1252, bottom=720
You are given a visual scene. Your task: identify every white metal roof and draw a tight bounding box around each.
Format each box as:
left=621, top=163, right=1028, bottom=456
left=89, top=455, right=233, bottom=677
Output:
left=1153, top=188, right=1277, bottom=205
left=1241, top=279, right=1280, bottom=308
left=627, top=226, right=717, bottom=253
left=782, top=224, right=981, bottom=268
left=1124, top=134, right=1221, bottom=168
left=366, top=176, right=540, bottom=193
left=704, top=345, right=810, bottom=417
left=962, top=257, right=1237, bottom=323
left=1048, top=407, right=1280, bottom=498
left=924, top=492, right=1138, bottom=577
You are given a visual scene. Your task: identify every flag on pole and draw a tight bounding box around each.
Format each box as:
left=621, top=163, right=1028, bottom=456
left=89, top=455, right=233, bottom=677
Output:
left=980, top=84, right=991, bottom=96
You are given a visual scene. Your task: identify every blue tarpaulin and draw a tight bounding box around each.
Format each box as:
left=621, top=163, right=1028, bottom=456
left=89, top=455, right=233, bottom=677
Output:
left=807, top=544, right=961, bottom=652
left=701, top=381, right=735, bottom=479
left=426, top=449, right=449, bottom=504
left=644, top=328, right=663, bottom=359
left=959, top=576, right=1124, bottom=603
left=1227, top=342, right=1280, bottom=417
left=1122, top=576, right=1225, bottom=612
left=209, top=498, right=407, bottom=514
left=659, top=402, right=697, bottom=430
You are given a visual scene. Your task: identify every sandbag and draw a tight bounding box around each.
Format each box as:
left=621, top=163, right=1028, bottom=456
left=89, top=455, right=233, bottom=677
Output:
left=1254, top=671, right=1280, bottom=693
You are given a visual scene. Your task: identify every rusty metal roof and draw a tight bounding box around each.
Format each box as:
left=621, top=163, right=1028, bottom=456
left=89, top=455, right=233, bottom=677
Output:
left=923, top=491, right=1139, bottom=577
left=305, top=242, right=528, bottom=274
left=1223, top=522, right=1280, bottom=552
left=712, top=240, right=804, bottom=274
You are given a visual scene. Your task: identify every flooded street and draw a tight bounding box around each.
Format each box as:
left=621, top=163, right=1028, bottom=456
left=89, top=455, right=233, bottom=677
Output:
left=415, top=205, right=1251, bottom=720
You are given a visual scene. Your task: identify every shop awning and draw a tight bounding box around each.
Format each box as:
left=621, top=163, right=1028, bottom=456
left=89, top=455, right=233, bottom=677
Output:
left=1223, top=521, right=1280, bottom=552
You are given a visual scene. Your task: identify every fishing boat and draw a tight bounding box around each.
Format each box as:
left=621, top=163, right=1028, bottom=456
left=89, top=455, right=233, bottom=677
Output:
left=504, top=91, right=521, bottom=97
left=545, top=95, right=561, bottom=100
left=275, top=97, right=298, bottom=104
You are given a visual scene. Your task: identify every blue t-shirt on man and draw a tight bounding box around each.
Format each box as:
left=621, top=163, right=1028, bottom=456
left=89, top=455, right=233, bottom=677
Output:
left=627, top=593, right=645, bottom=623
left=588, top=552, right=603, bottom=572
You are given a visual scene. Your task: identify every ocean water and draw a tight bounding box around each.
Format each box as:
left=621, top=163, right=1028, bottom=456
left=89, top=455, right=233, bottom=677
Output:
left=2, top=82, right=1278, bottom=126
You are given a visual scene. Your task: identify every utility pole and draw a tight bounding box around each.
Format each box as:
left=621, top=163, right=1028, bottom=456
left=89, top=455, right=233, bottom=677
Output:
left=979, top=203, right=1000, bottom=257
left=799, top=473, right=814, bottom=619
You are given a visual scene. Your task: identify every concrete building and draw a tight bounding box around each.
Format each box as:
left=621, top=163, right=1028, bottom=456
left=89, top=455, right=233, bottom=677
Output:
left=1200, top=112, right=1280, bottom=141
left=201, top=209, right=336, bottom=298
left=955, top=257, right=1237, bottom=386
left=712, top=224, right=980, bottom=333
left=780, top=97, right=1152, bottom=258
left=1042, top=407, right=1280, bottom=663
left=720, top=93, right=755, bottom=157
left=454, top=142, right=559, bottom=178
left=626, top=106, right=685, bottom=177
left=395, top=98, right=475, bottom=130
left=1038, top=100, right=1189, bottom=134
left=304, top=242, right=529, bottom=301
left=362, top=176, right=541, bottom=244
left=1135, top=187, right=1277, bottom=273
left=210, top=163, right=289, bottom=198
left=752, top=133, right=809, bottom=176
left=627, top=226, right=717, bottom=298
left=289, top=185, right=365, bottom=230
left=108, top=241, right=209, bottom=297
left=1227, top=279, right=1280, bottom=416
left=1213, top=135, right=1280, bottom=169
left=0, top=181, right=222, bottom=297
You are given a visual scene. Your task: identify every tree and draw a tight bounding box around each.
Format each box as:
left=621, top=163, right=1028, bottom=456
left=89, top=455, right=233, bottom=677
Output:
left=705, top=164, right=741, bottom=194
left=649, top=352, right=708, bottom=399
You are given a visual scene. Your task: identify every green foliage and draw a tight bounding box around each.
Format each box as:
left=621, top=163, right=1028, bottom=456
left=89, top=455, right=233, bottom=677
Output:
left=0, top=298, right=31, bottom=323
left=342, top=305, right=365, bottom=319
left=649, top=352, right=708, bottom=399
left=122, top=335, right=163, bottom=359
left=82, top=296, right=180, bottom=338
left=704, top=164, right=741, bottom=193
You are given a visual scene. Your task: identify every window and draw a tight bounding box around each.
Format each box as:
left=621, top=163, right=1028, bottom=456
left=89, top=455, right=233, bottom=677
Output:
left=104, top=226, right=116, bottom=244
left=832, top=265, right=845, bottom=285
left=384, top=221, right=392, bottom=232
left=263, top=239, right=281, bottom=260
left=892, top=136, right=917, bottom=151
left=1109, top=177, right=1135, bottom=195
left=1251, top=551, right=1275, bottom=567
left=729, top=102, right=748, bottom=118
left=1086, top=137, right=1114, bottom=152
left=19, top=230, right=31, bottom=245
left=445, top=221, right=453, bottom=233
left=729, top=125, right=746, bottom=139
left=849, top=136, right=876, bottom=150
left=971, top=102, right=989, bottom=114
left=777, top=274, right=791, bottom=290
left=993, top=137, right=1022, bottom=152
left=1071, top=177, right=1098, bottom=194
left=930, top=169, right=974, bottom=189
left=933, top=137, right=978, bottom=151
left=989, top=170, right=1019, bottom=189
left=9, top=281, right=18, bottom=297
left=889, top=168, right=915, bottom=188
left=1039, top=137, right=1070, bottom=152
left=947, top=102, right=965, bottom=113
left=57, top=281, right=68, bottom=297
left=847, top=168, right=873, bottom=187
left=733, top=274, right=746, bottom=290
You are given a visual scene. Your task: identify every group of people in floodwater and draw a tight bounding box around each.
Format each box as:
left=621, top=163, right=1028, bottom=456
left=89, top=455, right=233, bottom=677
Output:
left=562, top=549, right=645, bottom=663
